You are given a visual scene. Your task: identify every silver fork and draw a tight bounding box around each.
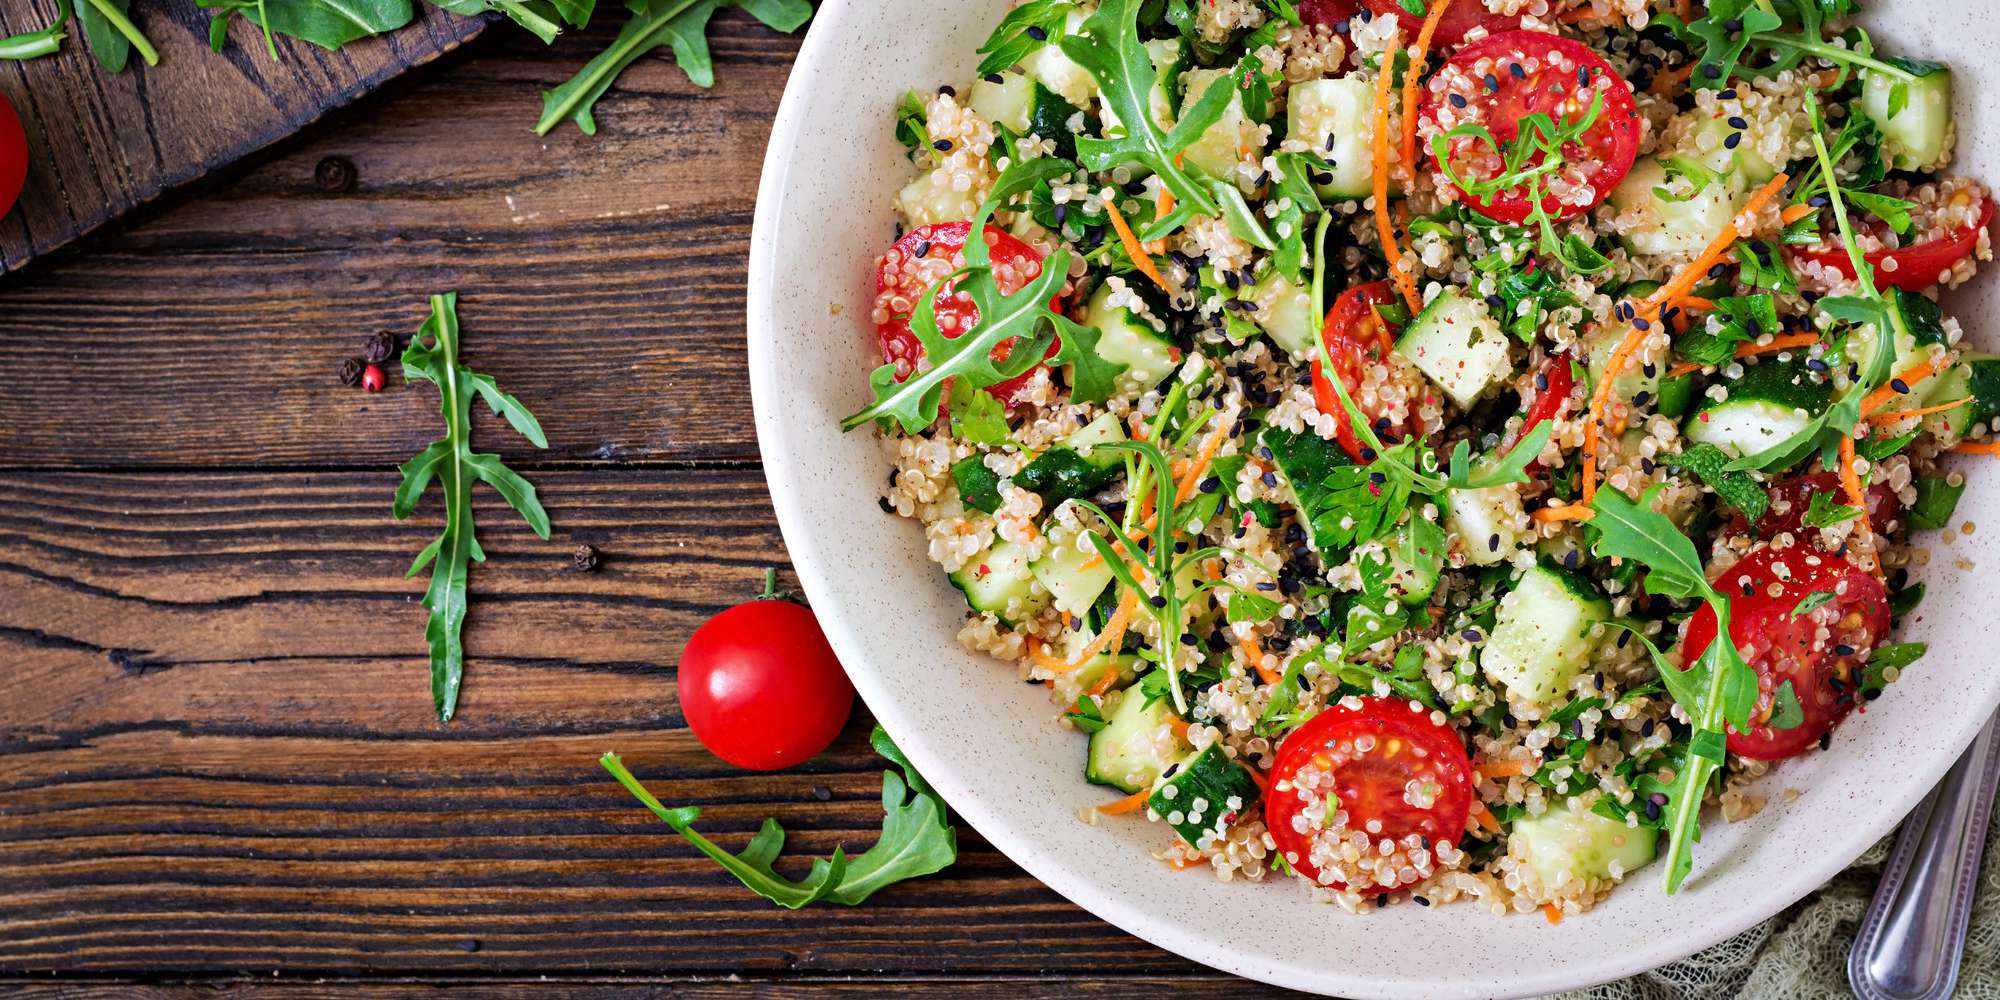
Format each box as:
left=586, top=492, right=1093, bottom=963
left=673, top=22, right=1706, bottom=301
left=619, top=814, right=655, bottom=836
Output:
left=1848, top=710, right=2000, bottom=1000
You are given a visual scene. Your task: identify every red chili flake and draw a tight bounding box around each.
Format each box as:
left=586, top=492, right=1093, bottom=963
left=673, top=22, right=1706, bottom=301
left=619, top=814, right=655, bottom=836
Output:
left=977, top=563, right=991, bottom=577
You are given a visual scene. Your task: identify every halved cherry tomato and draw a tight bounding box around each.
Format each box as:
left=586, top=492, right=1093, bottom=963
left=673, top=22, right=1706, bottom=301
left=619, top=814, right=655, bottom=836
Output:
left=1360, top=0, right=1523, bottom=49
left=1418, top=32, right=1640, bottom=225
left=0, top=93, right=25, bottom=222
left=1311, top=280, right=1406, bottom=462
left=1681, top=546, right=1891, bottom=760
left=1520, top=352, right=1576, bottom=438
left=873, top=222, right=1059, bottom=407
left=1791, top=198, right=1993, bottom=292
left=1740, top=470, right=1904, bottom=541
left=1298, top=0, right=1361, bottom=29
left=1266, top=696, right=1474, bottom=892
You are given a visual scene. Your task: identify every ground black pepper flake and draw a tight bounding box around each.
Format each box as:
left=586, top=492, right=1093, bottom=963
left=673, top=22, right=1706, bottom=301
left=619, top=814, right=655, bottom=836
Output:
left=363, top=330, right=397, bottom=364
left=314, top=156, right=357, bottom=193
left=338, top=357, right=366, bottom=387
left=571, top=544, right=600, bottom=572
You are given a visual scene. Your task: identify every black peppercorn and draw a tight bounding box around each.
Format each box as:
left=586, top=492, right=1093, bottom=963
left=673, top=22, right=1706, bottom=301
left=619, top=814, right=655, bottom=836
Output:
left=338, top=356, right=366, bottom=387
left=572, top=544, right=600, bottom=572
left=363, top=330, right=396, bottom=364
left=314, top=156, right=357, bottom=194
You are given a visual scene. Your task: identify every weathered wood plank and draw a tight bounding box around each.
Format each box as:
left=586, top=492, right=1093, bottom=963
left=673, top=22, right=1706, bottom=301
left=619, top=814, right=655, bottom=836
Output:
left=0, top=20, right=811, bottom=469
left=0, top=469, right=1197, bottom=976
left=0, top=0, right=488, bottom=272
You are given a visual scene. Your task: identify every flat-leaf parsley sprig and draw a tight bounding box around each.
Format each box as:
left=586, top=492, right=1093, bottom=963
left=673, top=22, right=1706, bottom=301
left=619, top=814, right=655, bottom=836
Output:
left=840, top=158, right=1126, bottom=435
left=394, top=292, right=552, bottom=722
left=600, top=725, right=957, bottom=908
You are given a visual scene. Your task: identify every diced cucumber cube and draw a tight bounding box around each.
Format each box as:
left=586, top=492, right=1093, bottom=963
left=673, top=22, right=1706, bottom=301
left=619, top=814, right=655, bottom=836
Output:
left=1085, top=686, right=1188, bottom=793
left=1480, top=563, right=1611, bottom=711
left=1395, top=288, right=1513, bottom=409
left=1511, top=803, right=1658, bottom=889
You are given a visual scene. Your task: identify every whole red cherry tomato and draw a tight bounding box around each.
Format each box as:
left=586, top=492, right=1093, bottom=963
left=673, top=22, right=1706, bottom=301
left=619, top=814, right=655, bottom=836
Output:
left=678, top=570, right=855, bottom=771
left=0, top=92, right=26, bottom=221
left=1681, top=546, right=1890, bottom=760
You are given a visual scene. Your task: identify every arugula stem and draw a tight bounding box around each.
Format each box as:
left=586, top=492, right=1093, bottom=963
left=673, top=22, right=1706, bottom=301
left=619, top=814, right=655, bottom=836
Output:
left=83, top=0, right=156, bottom=66
left=1659, top=596, right=1733, bottom=894
left=496, top=0, right=562, bottom=42
left=1765, top=34, right=1915, bottom=82
left=255, top=0, right=277, bottom=60
left=534, top=0, right=702, bottom=134
left=1804, top=90, right=1911, bottom=342
left=0, top=25, right=63, bottom=59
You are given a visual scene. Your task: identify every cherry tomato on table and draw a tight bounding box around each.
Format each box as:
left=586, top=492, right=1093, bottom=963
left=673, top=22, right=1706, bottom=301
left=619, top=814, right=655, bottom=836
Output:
left=1738, top=469, right=1904, bottom=541
left=1311, top=279, right=1410, bottom=462
left=874, top=221, right=1060, bottom=408
left=0, top=92, right=26, bottom=221
left=1681, top=546, right=1891, bottom=760
left=1791, top=197, right=1993, bottom=292
left=1360, top=0, right=1524, bottom=48
left=1418, top=32, right=1640, bottom=225
left=1265, top=696, right=1475, bottom=892
left=678, top=570, right=855, bottom=771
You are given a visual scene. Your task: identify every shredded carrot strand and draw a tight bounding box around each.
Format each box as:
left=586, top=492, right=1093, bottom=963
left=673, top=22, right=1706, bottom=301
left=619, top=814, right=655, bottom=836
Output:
left=1102, top=198, right=1173, bottom=295
left=1156, top=187, right=1175, bottom=217
left=1953, top=441, right=2000, bottom=455
left=1780, top=202, right=1815, bottom=225
left=1867, top=398, right=1968, bottom=425
left=1531, top=503, right=1595, bottom=523
left=1088, top=666, right=1120, bottom=697
left=1475, top=757, right=1536, bottom=779
left=1556, top=5, right=1599, bottom=22
left=1400, top=0, right=1454, bottom=176
left=1582, top=173, right=1789, bottom=503
left=1174, top=412, right=1237, bottom=506
left=1097, top=788, right=1152, bottom=815
left=1648, top=62, right=1694, bottom=99
left=1244, top=764, right=1269, bottom=793
left=1067, top=590, right=1137, bottom=669
left=1543, top=902, right=1565, bottom=925
left=1028, top=637, right=1076, bottom=673
left=1470, top=802, right=1501, bottom=833
left=1838, top=434, right=1866, bottom=509
left=1677, top=295, right=1718, bottom=312
left=1861, top=356, right=1949, bottom=417
left=1666, top=332, right=1822, bottom=377
left=1371, top=52, right=1421, bottom=312
left=1168, top=715, right=1191, bottom=740
left=1239, top=633, right=1280, bottom=686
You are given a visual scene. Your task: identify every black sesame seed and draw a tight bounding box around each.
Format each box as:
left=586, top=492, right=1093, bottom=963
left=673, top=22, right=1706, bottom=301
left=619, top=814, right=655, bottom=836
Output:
left=1199, top=476, right=1221, bottom=494
left=915, top=240, right=931, bottom=257
left=1563, top=549, right=1580, bottom=570
left=1724, top=17, right=1742, bottom=32
left=1723, top=131, right=1742, bottom=150
left=1703, top=65, right=1722, bottom=79
left=1634, top=316, right=1651, bottom=331
left=1578, top=66, right=1590, bottom=87
left=1488, top=533, right=1501, bottom=552
left=1536, top=373, right=1550, bottom=391
left=1462, top=628, right=1482, bottom=642
left=1484, top=73, right=1501, bottom=91
left=1262, top=471, right=1279, bottom=486
left=984, top=73, right=1004, bottom=84
left=938, top=84, right=956, bottom=97
left=1508, top=62, right=1526, bottom=79
left=1258, top=446, right=1274, bottom=461
left=1892, top=378, right=1911, bottom=394
left=1360, top=447, right=1377, bottom=461
left=933, top=138, right=953, bottom=151
left=1414, top=896, right=1431, bottom=907
left=1449, top=93, right=1468, bottom=109
left=1643, top=799, right=1662, bottom=821
left=1026, top=25, right=1047, bottom=40
left=1727, top=115, right=1748, bottom=130
left=1151, top=595, right=1167, bottom=608
left=1819, top=731, right=1834, bottom=750
left=1835, top=644, right=1856, bottom=656
left=1720, top=88, right=1738, bottom=99
left=1633, top=391, right=1652, bottom=408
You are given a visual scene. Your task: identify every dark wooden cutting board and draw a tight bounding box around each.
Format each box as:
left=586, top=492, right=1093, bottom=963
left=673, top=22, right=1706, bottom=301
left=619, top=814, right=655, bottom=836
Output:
left=0, top=0, right=488, bottom=273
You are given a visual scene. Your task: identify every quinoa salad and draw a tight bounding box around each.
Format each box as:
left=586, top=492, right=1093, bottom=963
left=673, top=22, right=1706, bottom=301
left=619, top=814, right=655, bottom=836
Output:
left=838, top=0, right=1995, bottom=916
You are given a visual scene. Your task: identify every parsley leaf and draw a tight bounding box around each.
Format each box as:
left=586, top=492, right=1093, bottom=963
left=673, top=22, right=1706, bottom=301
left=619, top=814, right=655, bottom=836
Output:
left=395, top=293, right=552, bottom=722
left=1862, top=642, right=1926, bottom=694
left=1227, top=591, right=1283, bottom=623
left=1791, top=590, right=1836, bottom=619
left=1065, top=697, right=1111, bottom=733
left=1802, top=489, right=1861, bottom=528
left=600, top=726, right=956, bottom=907
left=1768, top=680, right=1805, bottom=730
left=1665, top=443, right=1770, bottom=522
left=1675, top=294, right=1777, bottom=368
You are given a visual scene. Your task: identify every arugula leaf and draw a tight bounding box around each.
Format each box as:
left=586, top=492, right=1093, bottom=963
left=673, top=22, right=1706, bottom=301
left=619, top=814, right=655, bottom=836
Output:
left=1889, top=581, right=1925, bottom=618
left=199, top=0, right=414, bottom=51
left=1801, top=489, right=1861, bottom=528
left=600, top=725, right=956, bottom=908
left=433, top=0, right=588, bottom=44
left=1589, top=486, right=1759, bottom=894
left=1256, top=646, right=1322, bottom=736
left=841, top=159, right=1121, bottom=433
left=1791, top=590, right=1836, bottom=619
left=536, top=0, right=812, bottom=135
left=1675, top=294, right=1777, bottom=368
left=1765, top=681, right=1804, bottom=730
left=1844, top=190, right=1917, bottom=237
left=1065, top=697, right=1110, bottom=733
left=1677, top=0, right=1916, bottom=90
left=1491, top=262, right=1579, bottom=342
left=976, top=0, right=1070, bottom=77
left=1862, top=642, right=1926, bottom=694
left=1062, top=0, right=1234, bottom=225
left=1226, top=591, right=1282, bottom=623
left=948, top=382, right=1012, bottom=446
left=892, top=89, right=931, bottom=153
left=395, top=293, right=552, bottom=722
left=76, top=0, right=155, bottom=70
left=1911, top=474, right=1966, bottom=530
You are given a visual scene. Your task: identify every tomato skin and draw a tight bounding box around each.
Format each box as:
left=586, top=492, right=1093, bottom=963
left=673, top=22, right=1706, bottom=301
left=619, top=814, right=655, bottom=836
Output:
left=1791, top=199, right=1994, bottom=292
left=1311, top=280, right=1406, bottom=462
left=679, top=594, right=855, bottom=771
left=875, top=222, right=1058, bottom=407
left=0, top=93, right=24, bottom=222
left=1681, top=546, right=1891, bottom=760
left=1360, top=0, right=1522, bottom=48
left=1418, top=32, right=1640, bottom=225
left=1744, top=470, right=1904, bottom=541
left=1298, top=0, right=1361, bottom=28
left=1265, top=696, right=1474, bottom=892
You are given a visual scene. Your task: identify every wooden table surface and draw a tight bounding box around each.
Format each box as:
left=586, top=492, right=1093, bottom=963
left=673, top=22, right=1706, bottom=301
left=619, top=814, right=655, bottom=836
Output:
left=0, top=12, right=1307, bottom=999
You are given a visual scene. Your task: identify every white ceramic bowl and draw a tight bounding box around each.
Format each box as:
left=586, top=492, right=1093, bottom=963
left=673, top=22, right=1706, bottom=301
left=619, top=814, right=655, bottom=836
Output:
left=748, top=5, right=2000, bottom=996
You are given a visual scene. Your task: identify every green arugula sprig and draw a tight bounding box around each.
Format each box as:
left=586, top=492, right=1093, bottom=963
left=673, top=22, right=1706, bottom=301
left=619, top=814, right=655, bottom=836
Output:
left=394, top=293, right=552, bottom=722
left=75, top=0, right=156, bottom=70
left=1672, top=0, right=1916, bottom=90
left=435, top=0, right=592, bottom=45
left=1061, top=0, right=1236, bottom=239
left=600, top=725, right=956, bottom=908
left=1589, top=485, right=1759, bottom=894
left=536, top=0, right=811, bottom=134
left=841, top=159, right=1125, bottom=434
left=1429, top=90, right=1612, bottom=276
left=975, top=0, right=1070, bottom=76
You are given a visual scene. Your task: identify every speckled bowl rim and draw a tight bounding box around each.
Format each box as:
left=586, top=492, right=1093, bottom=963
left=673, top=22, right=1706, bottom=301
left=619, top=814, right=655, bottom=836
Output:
left=747, top=4, right=2000, bottom=996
